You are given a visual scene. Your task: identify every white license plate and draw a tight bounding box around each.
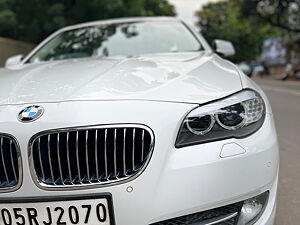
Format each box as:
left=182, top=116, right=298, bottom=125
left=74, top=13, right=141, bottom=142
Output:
left=0, top=196, right=113, bottom=225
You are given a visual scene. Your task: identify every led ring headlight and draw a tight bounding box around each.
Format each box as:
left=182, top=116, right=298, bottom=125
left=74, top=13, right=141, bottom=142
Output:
left=186, top=114, right=215, bottom=135
left=215, top=102, right=247, bottom=130
left=176, top=90, right=265, bottom=148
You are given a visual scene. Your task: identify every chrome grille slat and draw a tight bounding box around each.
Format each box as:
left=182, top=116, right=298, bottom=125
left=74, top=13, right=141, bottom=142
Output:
left=141, top=130, right=144, bottom=161
left=47, top=135, right=55, bottom=183
left=132, top=128, right=135, bottom=171
left=9, top=140, right=17, bottom=181
left=95, top=130, right=99, bottom=179
left=85, top=131, right=90, bottom=181
left=0, top=134, right=21, bottom=192
left=57, top=134, right=63, bottom=184
left=37, top=138, right=45, bottom=181
left=123, top=128, right=126, bottom=175
left=30, top=125, right=154, bottom=189
left=113, top=129, right=117, bottom=178
left=66, top=132, right=73, bottom=183
left=75, top=131, right=82, bottom=183
left=1, top=137, right=9, bottom=183
left=104, top=129, right=108, bottom=178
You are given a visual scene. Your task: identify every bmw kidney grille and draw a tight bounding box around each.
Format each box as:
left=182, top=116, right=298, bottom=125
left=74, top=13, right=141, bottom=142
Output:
left=29, top=125, right=154, bottom=189
left=0, top=134, right=22, bottom=192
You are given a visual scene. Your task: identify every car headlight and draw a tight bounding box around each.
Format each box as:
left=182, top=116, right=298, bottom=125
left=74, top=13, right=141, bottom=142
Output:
left=176, top=90, right=265, bottom=148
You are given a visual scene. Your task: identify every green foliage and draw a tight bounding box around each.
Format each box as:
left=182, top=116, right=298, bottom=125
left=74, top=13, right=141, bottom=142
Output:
left=0, top=0, right=176, bottom=43
left=240, top=0, right=300, bottom=33
left=196, top=0, right=279, bottom=62
left=144, top=0, right=175, bottom=16
left=0, top=9, right=17, bottom=29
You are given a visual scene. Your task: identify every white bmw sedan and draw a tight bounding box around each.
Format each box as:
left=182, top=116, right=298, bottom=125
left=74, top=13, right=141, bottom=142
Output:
left=0, top=17, right=278, bottom=225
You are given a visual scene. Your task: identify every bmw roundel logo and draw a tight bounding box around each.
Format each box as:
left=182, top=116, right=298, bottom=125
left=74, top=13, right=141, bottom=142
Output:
left=18, top=106, right=44, bottom=122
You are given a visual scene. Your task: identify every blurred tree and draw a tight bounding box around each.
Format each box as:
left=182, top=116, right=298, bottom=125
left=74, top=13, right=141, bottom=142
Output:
left=240, top=0, right=300, bottom=33
left=0, top=0, right=175, bottom=43
left=144, top=0, right=175, bottom=16
left=196, top=0, right=279, bottom=62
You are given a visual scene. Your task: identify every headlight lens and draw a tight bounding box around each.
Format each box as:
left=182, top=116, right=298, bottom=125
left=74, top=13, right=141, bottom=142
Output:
left=238, top=192, right=269, bottom=225
left=176, top=90, right=265, bottom=148
left=186, top=114, right=215, bottom=135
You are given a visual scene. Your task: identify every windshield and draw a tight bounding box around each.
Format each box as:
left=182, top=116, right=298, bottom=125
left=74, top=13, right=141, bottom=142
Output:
left=27, top=21, right=203, bottom=63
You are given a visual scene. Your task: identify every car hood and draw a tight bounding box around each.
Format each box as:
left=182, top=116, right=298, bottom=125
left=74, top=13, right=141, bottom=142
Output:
left=0, top=52, right=242, bottom=106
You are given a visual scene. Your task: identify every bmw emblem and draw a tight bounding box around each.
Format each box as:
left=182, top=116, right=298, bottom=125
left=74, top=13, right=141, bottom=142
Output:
left=18, top=106, right=44, bottom=122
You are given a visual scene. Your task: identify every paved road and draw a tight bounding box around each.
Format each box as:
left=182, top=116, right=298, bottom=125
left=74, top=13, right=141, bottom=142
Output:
left=255, top=79, right=300, bottom=225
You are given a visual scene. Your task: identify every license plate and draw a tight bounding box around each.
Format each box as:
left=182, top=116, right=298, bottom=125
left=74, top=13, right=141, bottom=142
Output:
left=0, top=195, right=114, bottom=225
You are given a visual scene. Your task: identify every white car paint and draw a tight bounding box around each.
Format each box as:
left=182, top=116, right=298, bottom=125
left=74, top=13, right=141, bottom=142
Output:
left=0, top=52, right=242, bottom=105
left=0, top=17, right=278, bottom=225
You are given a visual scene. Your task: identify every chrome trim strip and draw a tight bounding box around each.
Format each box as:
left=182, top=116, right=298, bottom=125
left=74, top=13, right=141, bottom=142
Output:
left=28, top=124, right=155, bottom=191
left=194, top=212, right=238, bottom=225
left=0, top=133, right=23, bottom=193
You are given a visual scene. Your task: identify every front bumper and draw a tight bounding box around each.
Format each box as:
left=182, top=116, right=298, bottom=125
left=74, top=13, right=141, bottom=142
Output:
left=0, top=100, right=279, bottom=225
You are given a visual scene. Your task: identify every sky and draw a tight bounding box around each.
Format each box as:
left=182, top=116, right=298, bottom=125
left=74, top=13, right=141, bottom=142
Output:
left=168, top=0, right=218, bottom=24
